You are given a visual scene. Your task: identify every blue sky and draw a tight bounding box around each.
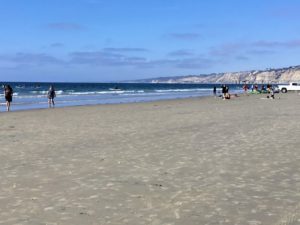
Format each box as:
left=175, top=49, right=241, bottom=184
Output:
left=1, top=0, right=300, bottom=82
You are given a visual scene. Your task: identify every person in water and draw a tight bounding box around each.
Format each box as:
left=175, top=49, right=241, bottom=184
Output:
left=4, top=85, right=13, bottom=111
left=47, top=85, right=56, bottom=108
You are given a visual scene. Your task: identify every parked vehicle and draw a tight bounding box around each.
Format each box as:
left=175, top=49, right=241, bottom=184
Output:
left=278, top=82, right=300, bottom=93
left=273, top=86, right=280, bottom=93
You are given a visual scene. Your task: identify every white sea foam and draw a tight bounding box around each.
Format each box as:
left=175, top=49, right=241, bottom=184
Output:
left=30, top=90, right=48, bottom=94
left=0, top=93, right=18, bottom=96
left=15, top=95, right=47, bottom=99
left=56, top=90, right=64, bottom=95
left=69, top=91, right=98, bottom=95
left=155, top=88, right=209, bottom=93
left=68, top=90, right=140, bottom=95
left=29, top=90, right=64, bottom=95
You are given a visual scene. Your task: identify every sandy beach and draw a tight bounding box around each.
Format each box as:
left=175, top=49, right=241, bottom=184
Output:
left=1, top=93, right=300, bottom=225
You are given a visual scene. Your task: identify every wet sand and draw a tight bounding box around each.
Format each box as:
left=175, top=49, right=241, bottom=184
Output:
left=0, top=93, right=300, bottom=225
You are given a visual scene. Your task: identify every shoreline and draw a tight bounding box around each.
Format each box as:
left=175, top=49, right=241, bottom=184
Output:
left=0, top=82, right=244, bottom=113
left=0, top=94, right=216, bottom=113
left=1, top=92, right=300, bottom=224
left=0, top=90, right=280, bottom=113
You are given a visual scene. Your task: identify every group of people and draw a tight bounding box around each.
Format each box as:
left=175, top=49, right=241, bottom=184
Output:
left=221, top=85, right=230, bottom=99
left=213, top=85, right=231, bottom=99
left=242, top=83, right=276, bottom=99
left=214, top=84, right=276, bottom=100
left=2, top=85, right=56, bottom=112
left=243, top=83, right=274, bottom=93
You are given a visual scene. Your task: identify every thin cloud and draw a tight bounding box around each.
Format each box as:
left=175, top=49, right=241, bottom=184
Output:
left=269, top=6, right=300, bottom=19
left=69, top=50, right=213, bottom=70
left=126, top=57, right=147, bottom=62
left=140, top=59, right=177, bottom=67
left=167, top=33, right=201, bottom=40
left=235, top=55, right=250, bottom=61
left=209, top=39, right=300, bottom=59
left=209, top=43, right=246, bottom=57
left=50, top=43, right=64, bottom=48
left=0, top=50, right=215, bottom=71
left=286, top=40, right=300, bottom=47
left=103, top=47, right=149, bottom=52
left=252, top=40, right=300, bottom=48
left=194, top=23, right=206, bottom=28
left=0, top=53, right=65, bottom=67
left=252, top=40, right=282, bottom=48
left=86, top=0, right=103, bottom=4
left=168, top=49, right=195, bottom=57
left=136, top=57, right=214, bottom=69
left=69, top=51, right=121, bottom=65
left=176, top=57, right=214, bottom=69
left=247, top=49, right=276, bottom=55
left=45, top=23, right=86, bottom=31
left=69, top=51, right=144, bottom=66
left=13, top=53, right=64, bottom=65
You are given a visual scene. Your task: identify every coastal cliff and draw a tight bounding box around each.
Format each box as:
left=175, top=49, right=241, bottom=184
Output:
left=134, top=65, right=300, bottom=84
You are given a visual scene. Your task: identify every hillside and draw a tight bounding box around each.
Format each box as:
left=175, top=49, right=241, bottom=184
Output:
left=131, top=65, right=300, bottom=84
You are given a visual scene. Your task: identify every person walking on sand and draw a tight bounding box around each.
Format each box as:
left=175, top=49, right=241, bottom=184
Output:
left=4, top=85, right=13, bottom=111
left=47, top=85, right=56, bottom=108
left=270, top=87, right=275, bottom=99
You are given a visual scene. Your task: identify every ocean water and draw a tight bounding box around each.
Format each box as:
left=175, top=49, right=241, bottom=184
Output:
left=0, top=82, right=243, bottom=111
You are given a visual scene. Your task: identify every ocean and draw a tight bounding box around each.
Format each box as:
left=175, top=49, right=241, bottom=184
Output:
left=0, top=82, right=243, bottom=111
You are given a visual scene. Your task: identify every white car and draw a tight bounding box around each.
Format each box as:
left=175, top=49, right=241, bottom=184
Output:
left=278, top=82, right=300, bottom=93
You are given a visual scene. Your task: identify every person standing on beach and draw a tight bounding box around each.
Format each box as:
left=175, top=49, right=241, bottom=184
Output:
left=225, top=85, right=230, bottom=99
left=213, top=86, right=217, bottom=97
left=243, top=84, right=248, bottom=93
left=4, top=85, right=13, bottom=112
left=47, top=85, right=56, bottom=108
left=221, top=85, right=226, bottom=99
left=270, top=87, right=275, bottom=99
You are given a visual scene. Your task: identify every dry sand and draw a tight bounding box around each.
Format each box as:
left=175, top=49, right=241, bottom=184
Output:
left=0, top=93, right=300, bottom=225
